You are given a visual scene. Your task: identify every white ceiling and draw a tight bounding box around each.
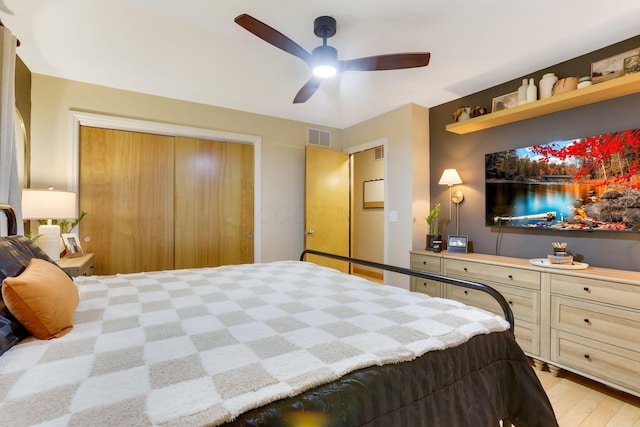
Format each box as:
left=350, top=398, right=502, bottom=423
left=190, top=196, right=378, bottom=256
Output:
left=2, top=1, right=639, bottom=129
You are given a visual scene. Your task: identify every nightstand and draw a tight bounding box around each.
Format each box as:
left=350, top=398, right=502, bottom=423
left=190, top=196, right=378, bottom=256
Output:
left=57, top=253, right=95, bottom=278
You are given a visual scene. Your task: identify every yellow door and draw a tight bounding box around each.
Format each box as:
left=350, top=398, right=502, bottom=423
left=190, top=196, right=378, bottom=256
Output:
left=304, top=146, right=349, bottom=272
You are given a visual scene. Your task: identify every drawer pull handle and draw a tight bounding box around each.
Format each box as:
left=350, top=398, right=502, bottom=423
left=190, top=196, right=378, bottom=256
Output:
left=583, top=287, right=590, bottom=292
left=584, top=354, right=590, bottom=360
left=583, top=318, right=590, bottom=324
left=463, top=267, right=468, bottom=272
left=423, top=261, right=426, bottom=265
left=508, top=301, right=513, bottom=305
left=508, top=274, right=513, bottom=279
left=464, top=290, right=468, bottom=295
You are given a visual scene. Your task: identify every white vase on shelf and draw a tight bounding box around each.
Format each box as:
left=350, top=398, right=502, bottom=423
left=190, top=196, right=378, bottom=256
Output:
left=526, top=78, right=537, bottom=103
left=517, top=79, right=528, bottom=105
left=539, top=73, right=558, bottom=99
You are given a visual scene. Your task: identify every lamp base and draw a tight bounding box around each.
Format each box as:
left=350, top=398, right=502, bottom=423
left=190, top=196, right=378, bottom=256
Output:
left=38, top=224, right=62, bottom=261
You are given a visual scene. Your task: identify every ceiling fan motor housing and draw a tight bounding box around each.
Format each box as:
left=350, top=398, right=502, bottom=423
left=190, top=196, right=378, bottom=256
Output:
left=314, top=16, right=336, bottom=38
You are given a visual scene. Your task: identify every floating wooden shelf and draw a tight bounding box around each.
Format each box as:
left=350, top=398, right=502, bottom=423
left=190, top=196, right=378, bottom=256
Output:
left=446, top=72, right=640, bottom=135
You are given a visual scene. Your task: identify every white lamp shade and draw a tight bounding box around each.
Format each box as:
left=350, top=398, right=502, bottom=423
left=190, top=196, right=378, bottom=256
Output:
left=438, top=169, right=463, bottom=186
left=22, top=189, right=76, bottom=220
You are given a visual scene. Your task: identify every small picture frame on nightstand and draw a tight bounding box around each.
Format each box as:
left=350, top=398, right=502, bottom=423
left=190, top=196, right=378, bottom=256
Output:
left=62, top=233, right=84, bottom=258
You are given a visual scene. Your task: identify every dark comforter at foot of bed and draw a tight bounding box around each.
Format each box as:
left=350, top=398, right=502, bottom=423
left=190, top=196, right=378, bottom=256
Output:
left=225, top=331, right=558, bottom=427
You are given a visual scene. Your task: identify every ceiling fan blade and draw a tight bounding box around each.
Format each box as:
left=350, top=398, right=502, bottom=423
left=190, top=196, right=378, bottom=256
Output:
left=235, top=14, right=313, bottom=64
left=340, top=53, right=431, bottom=72
left=293, top=78, right=322, bottom=104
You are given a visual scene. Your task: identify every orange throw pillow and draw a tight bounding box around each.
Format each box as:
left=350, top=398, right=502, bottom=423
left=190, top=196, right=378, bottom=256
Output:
left=2, top=258, right=79, bottom=339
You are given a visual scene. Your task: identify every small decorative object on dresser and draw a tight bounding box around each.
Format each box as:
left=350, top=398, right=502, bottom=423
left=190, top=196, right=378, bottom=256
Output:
left=424, top=202, right=441, bottom=251
left=447, top=235, right=468, bottom=253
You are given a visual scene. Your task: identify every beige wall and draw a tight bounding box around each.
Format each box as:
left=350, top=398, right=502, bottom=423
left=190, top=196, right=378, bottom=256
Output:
left=30, top=74, right=343, bottom=263
left=343, top=103, right=430, bottom=288
left=29, top=75, right=431, bottom=276
left=352, top=149, right=384, bottom=268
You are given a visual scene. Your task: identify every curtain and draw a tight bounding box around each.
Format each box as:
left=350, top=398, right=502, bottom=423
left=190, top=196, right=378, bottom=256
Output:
left=0, top=24, right=23, bottom=235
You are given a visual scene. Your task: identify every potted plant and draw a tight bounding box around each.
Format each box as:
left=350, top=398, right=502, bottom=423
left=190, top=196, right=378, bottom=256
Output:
left=425, top=202, right=442, bottom=250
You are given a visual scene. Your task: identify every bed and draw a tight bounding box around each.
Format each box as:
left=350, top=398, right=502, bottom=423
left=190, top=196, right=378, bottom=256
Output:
left=0, top=205, right=558, bottom=427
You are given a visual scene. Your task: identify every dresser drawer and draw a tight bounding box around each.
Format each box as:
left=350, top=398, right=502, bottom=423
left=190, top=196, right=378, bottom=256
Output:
left=410, top=253, right=441, bottom=274
left=447, top=283, right=539, bottom=324
left=445, top=259, right=540, bottom=290
left=551, top=274, right=640, bottom=311
left=552, top=329, right=640, bottom=395
left=551, top=296, right=640, bottom=353
left=513, top=320, right=539, bottom=356
left=410, top=277, right=443, bottom=298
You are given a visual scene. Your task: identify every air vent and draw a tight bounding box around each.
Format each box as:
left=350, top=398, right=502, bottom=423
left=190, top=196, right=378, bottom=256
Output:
left=374, top=146, right=384, bottom=160
left=307, top=128, right=331, bottom=147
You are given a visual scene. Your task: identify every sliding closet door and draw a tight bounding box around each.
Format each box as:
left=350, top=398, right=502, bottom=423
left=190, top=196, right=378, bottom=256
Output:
left=174, top=137, right=254, bottom=268
left=79, top=126, right=175, bottom=274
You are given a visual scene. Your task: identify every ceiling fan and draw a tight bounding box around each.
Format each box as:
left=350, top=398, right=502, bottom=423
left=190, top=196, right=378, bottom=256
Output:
left=234, top=14, right=431, bottom=104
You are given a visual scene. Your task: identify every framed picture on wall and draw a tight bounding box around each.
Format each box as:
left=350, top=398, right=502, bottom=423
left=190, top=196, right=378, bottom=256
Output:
left=62, top=233, right=84, bottom=258
left=447, top=235, right=468, bottom=253
left=363, top=179, right=384, bottom=208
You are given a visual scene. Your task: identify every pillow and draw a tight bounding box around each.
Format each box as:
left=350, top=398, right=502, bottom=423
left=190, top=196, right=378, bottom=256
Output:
left=0, top=236, right=58, bottom=284
left=0, top=300, right=29, bottom=355
left=2, top=258, right=79, bottom=340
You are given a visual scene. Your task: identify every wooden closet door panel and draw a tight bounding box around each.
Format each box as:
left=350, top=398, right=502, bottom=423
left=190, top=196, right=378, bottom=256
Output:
left=79, top=126, right=175, bottom=274
left=174, top=137, right=254, bottom=268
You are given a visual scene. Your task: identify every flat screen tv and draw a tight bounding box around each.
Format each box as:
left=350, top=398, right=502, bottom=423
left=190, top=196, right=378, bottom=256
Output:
left=485, top=127, right=640, bottom=232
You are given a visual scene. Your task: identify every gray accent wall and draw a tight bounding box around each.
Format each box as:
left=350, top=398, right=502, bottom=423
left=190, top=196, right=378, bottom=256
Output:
left=429, top=35, right=640, bottom=271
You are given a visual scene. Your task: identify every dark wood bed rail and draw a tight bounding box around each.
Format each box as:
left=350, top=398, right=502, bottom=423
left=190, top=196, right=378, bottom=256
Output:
left=0, top=204, right=17, bottom=236
left=300, top=249, right=515, bottom=334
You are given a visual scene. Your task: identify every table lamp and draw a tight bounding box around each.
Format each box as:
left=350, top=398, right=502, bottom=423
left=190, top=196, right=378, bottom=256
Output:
left=22, top=188, right=76, bottom=261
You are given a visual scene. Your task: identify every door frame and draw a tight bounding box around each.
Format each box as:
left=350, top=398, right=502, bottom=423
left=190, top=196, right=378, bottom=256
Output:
left=67, top=111, right=263, bottom=262
left=344, top=137, right=388, bottom=282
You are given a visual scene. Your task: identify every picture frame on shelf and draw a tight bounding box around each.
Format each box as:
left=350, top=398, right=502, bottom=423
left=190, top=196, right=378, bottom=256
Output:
left=62, top=233, right=84, bottom=258
left=591, top=48, right=640, bottom=84
left=491, top=91, right=518, bottom=113
left=447, top=235, right=468, bottom=253
left=623, top=54, right=640, bottom=76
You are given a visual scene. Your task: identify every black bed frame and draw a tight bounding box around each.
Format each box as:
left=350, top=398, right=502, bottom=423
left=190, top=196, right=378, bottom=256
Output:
left=1, top=204, right=515, bottom=334
left=0, top=204, right=17, bottom=236
left=300, top=249, right=515, bottom=334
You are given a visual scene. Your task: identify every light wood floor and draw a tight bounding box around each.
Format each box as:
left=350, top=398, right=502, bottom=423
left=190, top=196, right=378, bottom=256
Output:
left=535, top=364, right=640, bottom=426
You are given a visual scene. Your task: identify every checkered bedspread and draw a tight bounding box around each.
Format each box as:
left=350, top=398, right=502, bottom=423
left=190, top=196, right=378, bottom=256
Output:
left=0, top=261, right=509, bottom=426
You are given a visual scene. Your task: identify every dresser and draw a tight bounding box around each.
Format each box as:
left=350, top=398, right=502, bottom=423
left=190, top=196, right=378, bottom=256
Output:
left=409, top=250, right=640, bottom=397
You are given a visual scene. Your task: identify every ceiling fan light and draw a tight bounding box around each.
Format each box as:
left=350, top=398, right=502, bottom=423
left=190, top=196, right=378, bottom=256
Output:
left=312, top=45, right=338, bottom=78
left=313, top=65, right=337, bottom=78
